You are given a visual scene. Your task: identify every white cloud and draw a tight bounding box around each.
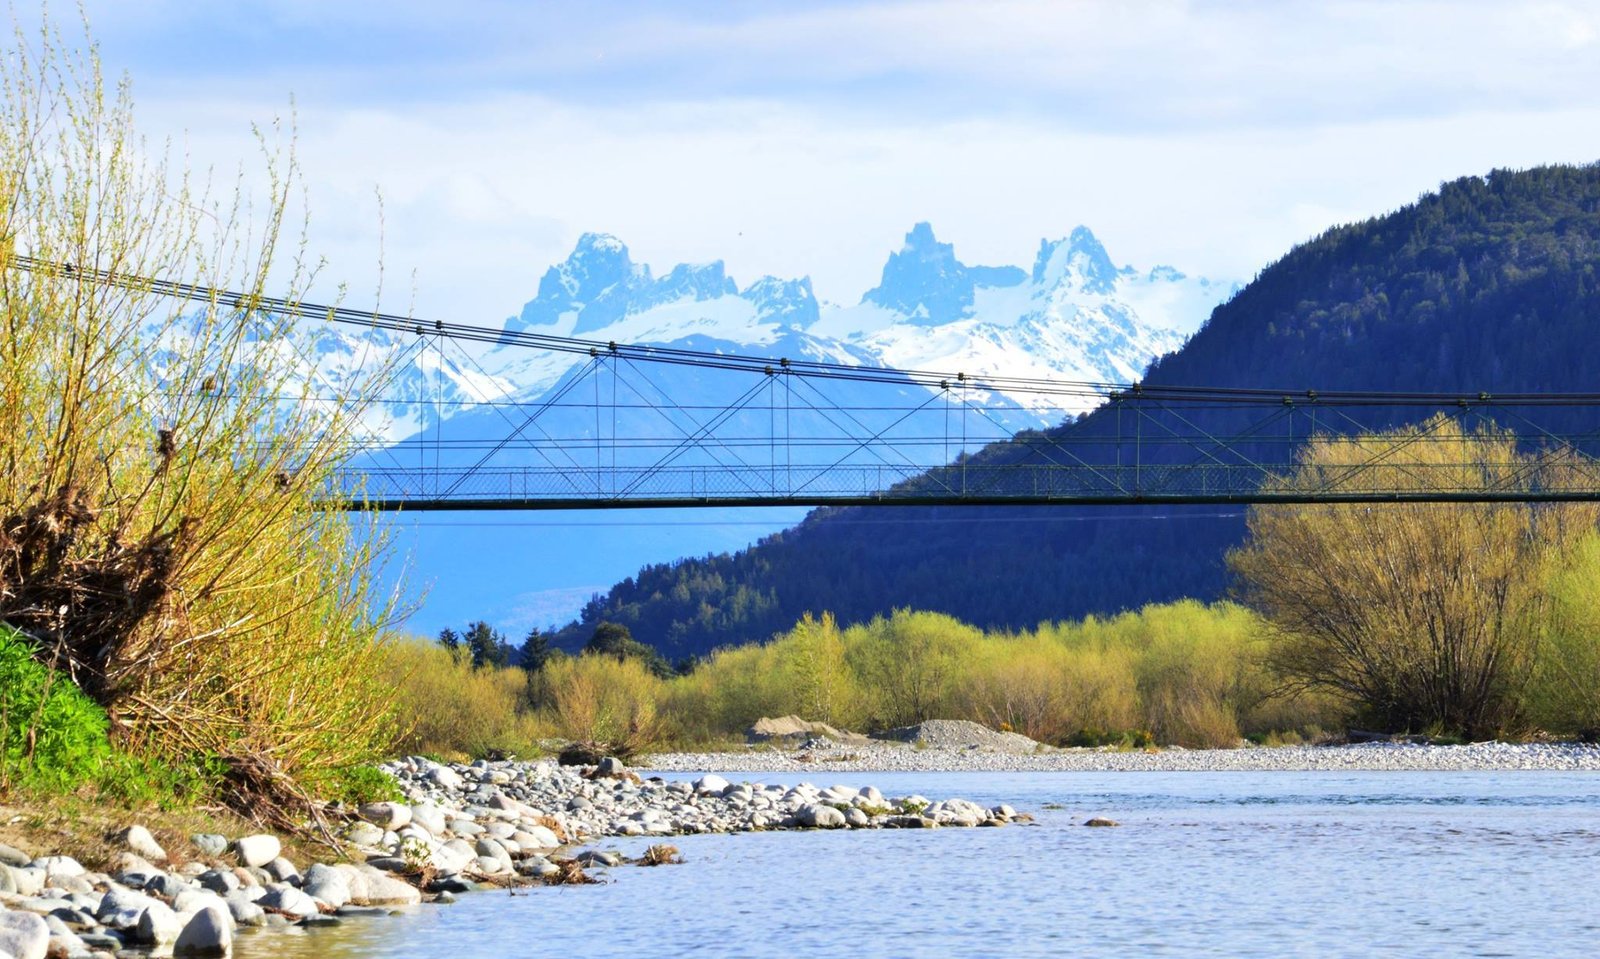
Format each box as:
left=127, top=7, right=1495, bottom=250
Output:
left=131, top=86, right=1600, bottom=331
left=19, top=1, right=1600, bottom=330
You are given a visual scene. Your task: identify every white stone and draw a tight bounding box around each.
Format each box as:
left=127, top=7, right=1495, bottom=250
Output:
left=6, top=866, right=42, bottom=897
left=798, top=804, right=846, bottom=828
left=332, top=864, right=370, bottom=902
left=119, top=825, right=168, bottom=862
left=693, top=774, right=731, bottom=795
left=0, top=911, right=49, bottom=959
left=263, top=857, right=299, bottom=883
left=174, top=905, right=233, bottom=957
left=232, top=835, right=280, bottom=869
left=358, top=802, right=412, bottom=831
left=301, top=863, right=351, bottom=909
left=171, top=889, right=229, bottom=919
left=426, top=766, right=464, bottom=790
left=430, top=840, right=476, bottom=874
left=223, top=890, right=265, bottom=927
left=409, top=803, right=449, bottom=837
left=354, top=868, right=421, bottom=906
left=133, top=900, right=183, bottom=945
left=258, top=884, right=320, bottom=920
left=519, top=825, right=561, bottom=850
left=29, top=856, right=83, bottom=879
left=343, top=821, right=385, bottom=848
left=96, top=886, right=158, bottom=928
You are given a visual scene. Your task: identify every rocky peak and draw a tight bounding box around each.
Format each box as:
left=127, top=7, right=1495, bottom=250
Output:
left=1031, top=226, right=1120, bottom=294
left=864, top=223, right=1025, bottom=326
left=654, top=261, right=738, bottom=303
left=742, top=276, right=820, bottom=328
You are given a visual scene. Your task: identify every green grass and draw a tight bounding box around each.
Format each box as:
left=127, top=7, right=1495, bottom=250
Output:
left=0, top=627, right=111, bottom=793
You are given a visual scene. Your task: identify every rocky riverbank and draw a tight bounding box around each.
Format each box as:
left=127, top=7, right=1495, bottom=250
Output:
left=0, top=757, right=1019, bottom=958
left=645, top=736, right=1600, bottom=773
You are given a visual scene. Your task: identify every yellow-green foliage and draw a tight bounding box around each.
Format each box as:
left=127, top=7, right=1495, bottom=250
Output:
left=0, top=17, right=399, bottom=791
left=1122, top=602, right=1265, bottom=748
left=1230, top=417, right=1600, bottom=737
left=665, top=640, right=799, bottom=743
left=847, top=610, right=978, bottom=728
left=535, top=653, right=664, bottom=755
left=658, top=601, right=1341, bottom=747
left=1526, top=533, right=1600, bottom=735
left=382, top=641, right=545, bottom=761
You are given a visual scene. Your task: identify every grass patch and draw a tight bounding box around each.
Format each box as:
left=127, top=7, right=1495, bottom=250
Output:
left=0, top=627, right=111, bottom=793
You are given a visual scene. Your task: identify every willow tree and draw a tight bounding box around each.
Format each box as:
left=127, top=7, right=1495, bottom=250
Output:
left=0, top=16, right=401, bottom=803
left=1228, top=416, right=1600, bottom=738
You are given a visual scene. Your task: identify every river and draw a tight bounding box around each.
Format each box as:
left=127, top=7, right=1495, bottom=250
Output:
left=233, top=770, right=1600, bottom=957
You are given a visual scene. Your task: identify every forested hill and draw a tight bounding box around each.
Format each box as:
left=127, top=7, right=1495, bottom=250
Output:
left=551, top=164, right=1600, bottom=662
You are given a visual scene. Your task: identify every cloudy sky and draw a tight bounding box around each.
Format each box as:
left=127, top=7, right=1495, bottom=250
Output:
left=22, top=0, right=1600, bottom=326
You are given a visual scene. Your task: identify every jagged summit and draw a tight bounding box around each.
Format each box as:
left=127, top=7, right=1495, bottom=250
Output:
left=503, top=234, right=734, bottom=336
left=862, top=222, right=1026, bottom=326
left=1030, top=226, right=1119, bottom=293
left=479, top=224, right=1231, bottom=427
left=742, top=275, right=820, bottom=328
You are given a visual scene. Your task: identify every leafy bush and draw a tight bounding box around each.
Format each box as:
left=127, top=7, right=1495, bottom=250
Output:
left=323, top=765, right=404, bottom=805
left=1231, top=418, right=1599, bottom=738
left=0, top=11, right=399, bottom=800
left=383, top=641, right=545, bottom=761
left=1526, top=534, right=1600, bottom=736
left=0, top=627, right=110, bottom=792
left=535, top=654, right=664, bottom=759
left=93, top=752, right=225, bottom=810
left=653, top=600, right=1337, bottom=748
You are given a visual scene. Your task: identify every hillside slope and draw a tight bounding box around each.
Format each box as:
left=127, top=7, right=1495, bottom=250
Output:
left=551, top=164, right=1600, bottom=660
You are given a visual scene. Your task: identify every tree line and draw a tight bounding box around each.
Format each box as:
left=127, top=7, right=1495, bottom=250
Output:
left=545, top=163, right=1600, bottom=661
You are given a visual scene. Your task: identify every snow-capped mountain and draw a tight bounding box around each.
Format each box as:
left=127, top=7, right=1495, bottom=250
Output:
left=344, top=224, right=1234, bottom=641
left=478, top=223, right=1234, bottom=430
left=292, top=324, right=513, bottom=442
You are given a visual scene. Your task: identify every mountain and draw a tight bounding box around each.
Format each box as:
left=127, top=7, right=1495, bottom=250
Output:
left=860, top=221, right=1027, bottom=324
left=482, top=224, right=1229, bottom=426
left=846, top=226, right=1217, bottom=411
left=550, top=164, right=1600, bottom=662
left=362, top=223, right=1232, bottom=639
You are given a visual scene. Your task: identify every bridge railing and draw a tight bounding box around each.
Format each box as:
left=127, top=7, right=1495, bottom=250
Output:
left=325, top=460, right=1600, bottom=509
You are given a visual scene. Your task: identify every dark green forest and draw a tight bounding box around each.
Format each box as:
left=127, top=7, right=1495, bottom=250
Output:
left=550, top=164, right=1600, bottom=663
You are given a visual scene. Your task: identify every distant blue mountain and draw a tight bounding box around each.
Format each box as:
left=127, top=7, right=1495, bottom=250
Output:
left=861, top=222, right=1027, bottom=325
left=379, top=222, right=1232, bottom=638
left=505, top=232, right=798, bottom=338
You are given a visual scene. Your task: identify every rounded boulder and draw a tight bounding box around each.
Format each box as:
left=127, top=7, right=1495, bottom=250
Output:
left=233, top=835, right=281, bottom=869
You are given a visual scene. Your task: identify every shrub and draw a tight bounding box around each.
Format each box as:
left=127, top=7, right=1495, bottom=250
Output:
left=1230, top=418, right=1599, bottom=738
left=0, top=626, right=110, bottom=792
left=846, top=610, right=976, bottom=728
left=536, top=654, right=664, bottom=759
left=0, top=11, right=401, bottom=801
left=383, top=640, right=545, bottom=760
left=93, top=752, right=225, bottom=810
left=1526, top=533, right=1600, bottom=736
left=323, top=765, right=404, bottom=805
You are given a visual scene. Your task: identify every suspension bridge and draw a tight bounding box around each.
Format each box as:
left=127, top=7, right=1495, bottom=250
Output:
left=17, top=255, right=1600, bottom=511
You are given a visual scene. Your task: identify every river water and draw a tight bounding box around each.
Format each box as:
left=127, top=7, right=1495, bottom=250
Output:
left=234, top=770, right=1600, bottom=958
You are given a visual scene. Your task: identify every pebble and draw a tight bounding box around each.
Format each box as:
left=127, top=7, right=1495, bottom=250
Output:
left=172, top=905, right=231, bottom=957
left=232, top=835, right=280, bottom=869
left=0, top=911, right=49, bottom=959
left=116, top=827, right=167, bottom=864
left=0, top=749, right=1031, bottom=958
left=643, top=739, right=1600, bottom=773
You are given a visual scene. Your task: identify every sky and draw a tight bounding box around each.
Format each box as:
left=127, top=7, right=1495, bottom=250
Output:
left=20, top=0, right=1600, bottom=328
left=16, top=0, right=1600, bottom=634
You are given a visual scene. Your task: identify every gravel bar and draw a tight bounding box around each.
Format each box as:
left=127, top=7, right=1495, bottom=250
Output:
left=644, top=740, right=1600, bottom=773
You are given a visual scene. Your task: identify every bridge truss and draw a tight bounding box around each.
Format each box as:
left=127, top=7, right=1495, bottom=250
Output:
left=15, top=255, right=1600, bottom=511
